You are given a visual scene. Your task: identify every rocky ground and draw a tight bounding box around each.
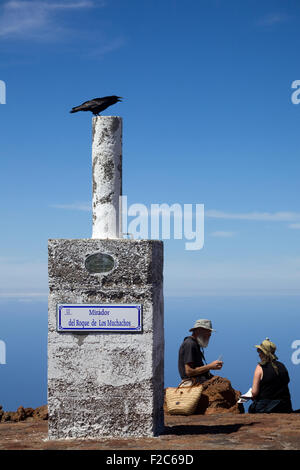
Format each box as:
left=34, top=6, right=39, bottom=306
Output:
left=0, top=412, right=300, bottom=450
left=0, top=378, right=299, bottom=450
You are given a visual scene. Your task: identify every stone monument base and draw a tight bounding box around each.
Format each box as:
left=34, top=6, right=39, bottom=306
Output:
left=48, top=238, right=164, bottom=439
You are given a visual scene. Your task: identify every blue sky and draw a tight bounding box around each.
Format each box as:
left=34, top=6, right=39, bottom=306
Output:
left=0, top=0, right=300, bottom=410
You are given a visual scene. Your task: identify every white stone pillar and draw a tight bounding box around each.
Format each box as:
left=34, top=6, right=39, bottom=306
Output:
left=92, top=116, right=122, bottom=239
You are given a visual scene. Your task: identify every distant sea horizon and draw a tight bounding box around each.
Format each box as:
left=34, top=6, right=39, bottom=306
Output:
left=0, top=294, right=299, bottom=412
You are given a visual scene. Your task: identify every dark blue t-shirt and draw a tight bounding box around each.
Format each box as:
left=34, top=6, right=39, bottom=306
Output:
left=178, top=336, right=210, bottom=382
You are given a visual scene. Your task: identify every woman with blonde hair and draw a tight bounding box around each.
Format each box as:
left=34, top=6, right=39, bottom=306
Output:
left=249, top=338, right=293, bottom=413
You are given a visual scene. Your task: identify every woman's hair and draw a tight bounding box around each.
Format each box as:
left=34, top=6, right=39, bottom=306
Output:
left=257, top=338, right=279, bottom=375
left=258, top=350, right=279, bottom=375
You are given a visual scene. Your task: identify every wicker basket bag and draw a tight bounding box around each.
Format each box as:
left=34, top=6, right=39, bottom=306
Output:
left=165, top=380, right=203, bottom=416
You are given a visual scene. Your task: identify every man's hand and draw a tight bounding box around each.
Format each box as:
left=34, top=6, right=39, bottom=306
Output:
left=208, top=360, right=223, bottom=370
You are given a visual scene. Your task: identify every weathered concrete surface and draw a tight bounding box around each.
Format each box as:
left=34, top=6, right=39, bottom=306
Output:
left=1, top=413, right=300, bottom=450
left=48, top=238, right=164, bottom=439
left=92, top=116, right=122, bottom=239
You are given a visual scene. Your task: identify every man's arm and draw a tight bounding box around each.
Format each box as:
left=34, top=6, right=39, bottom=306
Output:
left=185, top=360, right=223, bottom=377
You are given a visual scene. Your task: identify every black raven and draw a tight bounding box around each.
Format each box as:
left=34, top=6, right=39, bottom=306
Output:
left=70, top=95, right=122, bottom=116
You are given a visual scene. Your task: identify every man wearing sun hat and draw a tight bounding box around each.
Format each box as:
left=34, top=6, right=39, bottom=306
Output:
left=178, top=319, right=223, bottom=385
left=248, top=337, right=293, bottom=413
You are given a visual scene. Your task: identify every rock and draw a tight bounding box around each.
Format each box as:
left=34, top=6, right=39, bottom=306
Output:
left=0, top=405, right=48, bottom=422
left=32, top=405, right=48, bottom=420
left=1, top=406, right=27, bottom=422
left=24, top=408, right=34, bottom=419
left=2, top=412, right=18, bottom=422
left=16, top=407, right=26, bottom=421
left=195, top=376, right=243, bottom=414
left=164, top=376, right=243, bottom=416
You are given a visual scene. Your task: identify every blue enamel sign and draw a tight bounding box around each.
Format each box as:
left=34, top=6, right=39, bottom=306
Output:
left=57, top=304, right=142, bottom=332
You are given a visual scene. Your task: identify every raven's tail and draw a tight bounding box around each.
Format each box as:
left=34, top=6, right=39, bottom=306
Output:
left=70, top=107, right=80, bottom=113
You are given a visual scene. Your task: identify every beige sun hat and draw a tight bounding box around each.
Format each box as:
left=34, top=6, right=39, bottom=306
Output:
left=255, top=338, right=278, bottom=360
left=189, top=319, right=216, bottom=332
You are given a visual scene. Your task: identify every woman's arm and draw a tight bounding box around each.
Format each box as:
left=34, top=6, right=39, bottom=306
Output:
left=251, top=364, right=263, bottom=398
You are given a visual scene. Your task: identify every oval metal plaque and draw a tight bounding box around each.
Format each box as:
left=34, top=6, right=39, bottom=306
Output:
left=85, top=253, right=115, bottom=274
